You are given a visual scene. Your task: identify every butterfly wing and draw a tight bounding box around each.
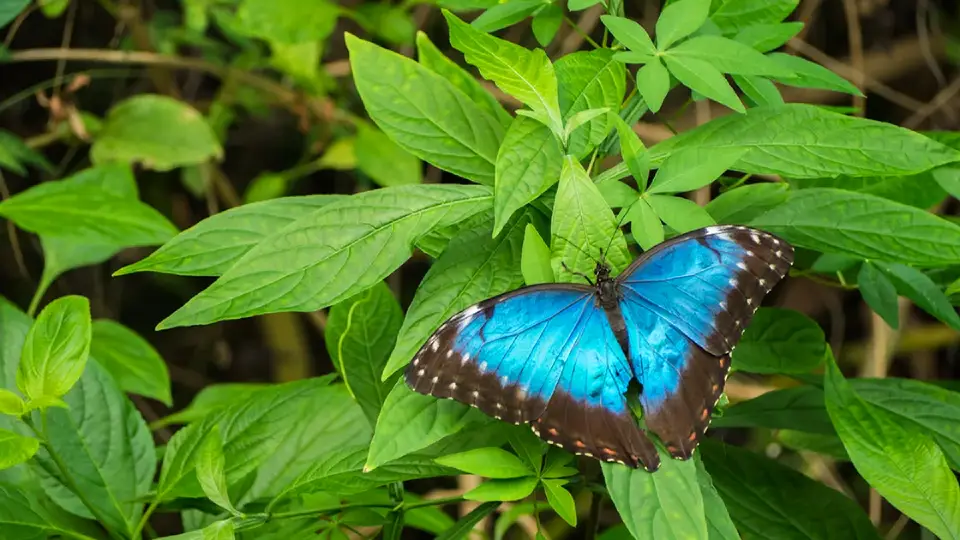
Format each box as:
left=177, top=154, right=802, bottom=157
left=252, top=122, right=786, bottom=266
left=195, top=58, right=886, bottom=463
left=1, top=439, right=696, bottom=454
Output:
left=617, top=225, right=794, bottom=459
left=405, top=285, right=660, bottom=470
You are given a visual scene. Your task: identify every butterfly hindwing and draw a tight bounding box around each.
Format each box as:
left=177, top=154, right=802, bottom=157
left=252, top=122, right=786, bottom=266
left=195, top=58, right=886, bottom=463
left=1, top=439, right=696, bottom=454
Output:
left=618, top=225, right=794, bottom=459
left=404, top=285, right=661, bottom=471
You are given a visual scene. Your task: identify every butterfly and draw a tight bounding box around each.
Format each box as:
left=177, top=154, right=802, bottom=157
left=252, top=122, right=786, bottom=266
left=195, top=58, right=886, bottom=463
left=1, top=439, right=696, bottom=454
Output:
left=404, top=225, right=794, bottom=471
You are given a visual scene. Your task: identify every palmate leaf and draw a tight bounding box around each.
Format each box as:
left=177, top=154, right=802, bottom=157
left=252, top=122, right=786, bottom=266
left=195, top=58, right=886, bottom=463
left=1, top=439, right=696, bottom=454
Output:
left=665, top=36, right=794, bottom=78
left=157, top=184, right=492, bottom=329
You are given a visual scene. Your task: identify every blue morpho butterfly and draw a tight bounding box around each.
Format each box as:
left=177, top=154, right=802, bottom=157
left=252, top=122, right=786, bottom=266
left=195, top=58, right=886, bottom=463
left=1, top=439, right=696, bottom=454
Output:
left=405, top=225, right=794, bottom=471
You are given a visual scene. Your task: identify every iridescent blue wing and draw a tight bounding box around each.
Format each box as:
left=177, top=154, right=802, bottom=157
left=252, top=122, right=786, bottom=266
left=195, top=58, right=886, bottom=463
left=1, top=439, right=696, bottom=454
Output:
left=617, top=225, right=794, bottom=459
left=405, top=285, right=660, bottom=471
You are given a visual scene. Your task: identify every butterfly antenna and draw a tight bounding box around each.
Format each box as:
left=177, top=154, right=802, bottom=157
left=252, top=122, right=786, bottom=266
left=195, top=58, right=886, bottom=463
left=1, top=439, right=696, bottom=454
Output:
left=552, top=233, right=601, bottom=266
left=601, top=203, right=635, bottom=264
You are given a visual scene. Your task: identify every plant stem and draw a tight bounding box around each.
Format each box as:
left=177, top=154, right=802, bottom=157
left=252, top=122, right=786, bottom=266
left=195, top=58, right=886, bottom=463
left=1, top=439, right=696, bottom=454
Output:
left=27, top=275, right=52, bottom=317
left=131, top=499, right=160, bottom=539
left=564, top=16, right=600, bottom=49
left=402, top=495, right=464, bottom=510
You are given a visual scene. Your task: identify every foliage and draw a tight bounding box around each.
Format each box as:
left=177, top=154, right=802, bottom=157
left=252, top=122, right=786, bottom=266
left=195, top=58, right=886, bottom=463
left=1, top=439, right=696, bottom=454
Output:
left=0, top=0, right=959, bottom=539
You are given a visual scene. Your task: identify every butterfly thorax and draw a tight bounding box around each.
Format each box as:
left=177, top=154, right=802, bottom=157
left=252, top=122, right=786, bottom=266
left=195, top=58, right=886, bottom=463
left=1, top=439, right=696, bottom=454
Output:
left=594, top=263, right=621, bottom=310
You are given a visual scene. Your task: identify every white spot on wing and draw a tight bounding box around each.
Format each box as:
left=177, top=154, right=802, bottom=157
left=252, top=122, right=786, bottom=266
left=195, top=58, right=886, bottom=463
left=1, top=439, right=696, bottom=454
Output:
left=479, top=361, right=487, bottom=373
left=448, top=382, right=457, bottom=390
left=417, top=369, right=425, bottom=377
left=445, top=350, right=453, bottom=358
left=430, top=340, right=439, bottom=352
left=750, top=232, right=761, bottom=244
left=736, top=262, right=747, bottom=271
left=431, top=376, right=438, bottom=384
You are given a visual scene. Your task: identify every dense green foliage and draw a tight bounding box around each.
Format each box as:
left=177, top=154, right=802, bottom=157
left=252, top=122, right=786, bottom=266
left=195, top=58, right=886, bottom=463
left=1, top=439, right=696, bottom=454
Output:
left=1, top=0, right=959, bottom=539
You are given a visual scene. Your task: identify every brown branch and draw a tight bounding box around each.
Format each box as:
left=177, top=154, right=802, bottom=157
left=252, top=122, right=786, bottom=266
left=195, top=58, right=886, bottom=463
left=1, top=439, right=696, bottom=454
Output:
left=841, top=0, right=865, bottom=116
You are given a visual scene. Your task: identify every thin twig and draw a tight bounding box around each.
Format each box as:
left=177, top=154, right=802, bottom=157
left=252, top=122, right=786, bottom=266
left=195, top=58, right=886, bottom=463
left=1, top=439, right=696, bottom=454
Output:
left=53, top=0, right=78, bottom=96
left=794, top=0, right=822, bottom=41
left=902, top=75, right=960, bottom=129
left=0, top=171, right=30, bottom=280
left=841, top=0, right=865, bottom=116
left=917, top=0, right=947, bottom=88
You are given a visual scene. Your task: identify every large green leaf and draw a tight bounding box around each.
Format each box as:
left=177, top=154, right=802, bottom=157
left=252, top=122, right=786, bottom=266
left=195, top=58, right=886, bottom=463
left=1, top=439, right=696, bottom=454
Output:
left=31, top=361, right=155, bottom=537
left=91, top=95, right=222, bottom=171
left=158, top=184, right=492, bottom=329
left=710, top=0, right=799, bottom=34
left=346, top=34, right=504, bottom=185
left=325, top=282, right=403, bottom=425
left=492, top=117, right=563, bottom=236
left=857, top=261, right=899, bottom=328
left=90, top=320, right=171, bottom=406
left=700, top=439, right=879, bottom=540
left=555, top=49, right=626, bottom=157
left=0, top=167, right=177, bottom=248
left=195, top=426, right=238, bottom=516
left=873, top=261, right=960, bottom=331
left=751, top=188, right=960, bottom=266
left=663, top=55, right=745, bottom=113
left=384, top=212, right=531, bottom=379
left=444, top=10, right=562, bottom=134
left=152, top=383, right=268, bottom=428
left=705, top=183, right=789, bottom=225
left=694, top=457, right=739, bottom=540
left=117, top=195, right=340, bottom=277
left=354, top=122, right=422, bottom=187
left=0, top=482, right=103, bottom=540
left=595, top=104, right=960, bottom=182
left=732, top=308, right=825, bottom=374
left=17, top=296, right=91, bottom=402
left=415, top=32, right=512, bottom=127
left=236, top=0, right=338, bottom=43
left=0, top=429, right=39, bottom=470
left=602, top=455, right=707, bottom=540
left=647, top=147, right=747, bottom=195
left=435, top=447, right=533, bottom=478
left=154, top=377, right=347, bottom=500
left=365, top=383, right=490, bottom=471
left=552, top=157, right=631, bottom=282
left=789, top=173, right=947, bottom=209
left=666, top=35, right=793, bottom=77
left=711, top=385, right=835, bottom=434
left=825, top=357, right=960, bottom=540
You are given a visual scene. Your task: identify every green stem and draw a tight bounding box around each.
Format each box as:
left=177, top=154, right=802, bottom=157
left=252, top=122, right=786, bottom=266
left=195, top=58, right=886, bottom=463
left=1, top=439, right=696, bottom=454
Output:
left=402, top=495, right=464, bottom=510
left=269, top=502, right=394, bottom=521
left=27, top=275, right=52, bottom=317
left=131, top=499, right=160, bottom=539
left=564, top=15, right=600, bottom=49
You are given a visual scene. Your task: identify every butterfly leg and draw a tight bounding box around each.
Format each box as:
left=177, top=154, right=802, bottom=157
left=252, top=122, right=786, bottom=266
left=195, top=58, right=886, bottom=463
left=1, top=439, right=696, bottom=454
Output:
left=561, top=262, right=595, bottom=286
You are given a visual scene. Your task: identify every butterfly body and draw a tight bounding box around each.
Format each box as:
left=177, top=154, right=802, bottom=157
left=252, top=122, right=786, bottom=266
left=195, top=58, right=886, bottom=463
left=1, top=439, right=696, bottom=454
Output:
left=405, top=225, right=794, bottom=471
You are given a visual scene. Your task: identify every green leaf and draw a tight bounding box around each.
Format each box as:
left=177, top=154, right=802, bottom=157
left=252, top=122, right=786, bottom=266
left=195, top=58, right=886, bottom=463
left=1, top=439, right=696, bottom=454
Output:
left=858, top=262, right=899, bottom=329
left=667, top=35, right=794, bottom=77
left=648, top=147, right=747, bottom=194
left=564, top=108, right=611, bottom=142
left=493, top=116, right=563, bottom=236
left=705, top=183, right=789, bottom=224
left=733, top=74, right=784, bottom=107
left=626, top=198, right=663, bottom=250
left=556, top=49, right=626, bottom=157
left=494, top=502, right=537, bottom=540
left=710, top=0, right=799, bottom=34
left=196, top=426, right=239, bottom=516
left=656, top=0, right=710, bottom=49
left=824, top=355, right=960, bottom=540
left=694, top=457, right=739, bottom=540
left=444, top=10, right=563, bottom=135
left=932, top=165, right=960, bottom=199
left=507, top=427, right=547, bottom=473
left=0, top=0, right=29, bottom=30
left=153, top=383, right=267, bottom=428
left=384, top=212, right=530, bottom=380
left=599, top=179, right=640, bottom=208
left=159, top=519, right=236, bottom=540
left=778, top=429, right=850, bottom=461
left=663, top=56, right=745, bottom=113
left=767, top=53, right=863, bottom=96
left=0, top=429, right=39, bottom=470
left=635, top=59, right=671, bottom=113
left=600, top=15, right=656, bottom=56
left=648, top=104, right=959, bottom=179
left=158, top=185, right=492, bottom=329
left=0, top=165, right=178, bottom=247
left=0, top=389, right=24, bottom=416
left=435, top=447, right=533, bottom=478
left=611, top=116, right=649, bottom=188
left=521, top=223, right=554, bottom=285
left=117, top=195, right=340, bottom=277
left=873, top=261, right=960, bottom=331
left=700, top=439, right=879, bottom=540
left=17, top=296, right=91, bottom=402
left=365, top=383, right=489, bottom=471
left=325, top=282, right=403, bottom=424
left=155, top=377, right=348, bottom=500
left=437, top=501, right=500, bottom=540
left=750, top=188, right=960, bottom=266
left=0, top=129, right=52, bottom=175
left=0, top=482, right=103, bottom=540
left=710, top=384, right=831, bottom=433
left=236, top=0, right=338, bottom=43
left=733, top=22, right=804, bottom=52
left=731, top=308, right=825, bottom=374
left=552, top=157, right=631, bottom=281
left=542, top=479, right=577, bottom=526
left=355, top=122, right=422, bottom=187
left=646, top=194, right=716, bottom=233
left=347, top=34, right=504, bottom=185
left=32, top=360, right=155, bottom=536
left=90, top=319, right=172, bottom=406
left=465, top=476, right=538, bottom=502
left=471, top=0, right=542, bottom=32
left=602, top=455, right=707, bottom=540
left=569, top=0, right=600, bottom=10
left=91, top=95, right=222, bottom=171
left=531, top=3, right=562, bottom=47
left=416, top=32, right=512, bottom=128
left=790, top=173, right=948, bottom=209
